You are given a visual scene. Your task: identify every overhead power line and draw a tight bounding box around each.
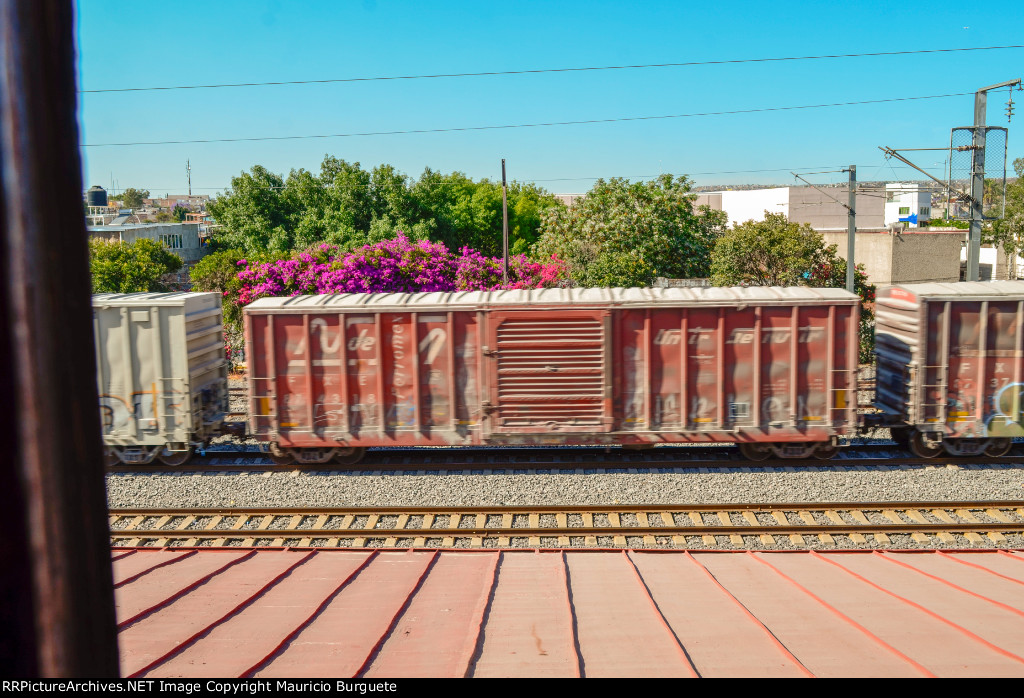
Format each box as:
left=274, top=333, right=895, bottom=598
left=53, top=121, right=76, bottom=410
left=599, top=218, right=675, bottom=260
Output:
left=78, top=45, right=1024, bottom=94
left=81, top=91, right=974, bottom=147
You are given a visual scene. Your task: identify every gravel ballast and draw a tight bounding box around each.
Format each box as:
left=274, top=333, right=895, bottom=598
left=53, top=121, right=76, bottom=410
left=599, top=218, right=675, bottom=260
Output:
left=106, top=463, right=1024, bottom=509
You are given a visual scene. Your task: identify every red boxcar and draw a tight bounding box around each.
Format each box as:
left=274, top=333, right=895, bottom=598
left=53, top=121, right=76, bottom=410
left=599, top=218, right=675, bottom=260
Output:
left=875, top=280, right=1024, bottom=458
left=244, top=287, right=860, bottom=463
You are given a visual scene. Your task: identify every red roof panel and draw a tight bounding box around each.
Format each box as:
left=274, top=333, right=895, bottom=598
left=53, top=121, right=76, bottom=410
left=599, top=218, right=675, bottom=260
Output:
left=112, top=548, right=1024, bottom=678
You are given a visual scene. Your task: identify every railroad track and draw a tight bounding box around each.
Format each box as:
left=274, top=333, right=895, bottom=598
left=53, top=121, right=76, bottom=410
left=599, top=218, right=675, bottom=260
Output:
left=109, top=501, right=1024, bottom=550
left=107, top=443, right=1024, bottom=474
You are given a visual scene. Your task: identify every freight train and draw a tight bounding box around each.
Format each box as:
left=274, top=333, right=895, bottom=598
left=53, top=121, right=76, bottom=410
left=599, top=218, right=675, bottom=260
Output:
left=93, top=281, right=1024, bottom=466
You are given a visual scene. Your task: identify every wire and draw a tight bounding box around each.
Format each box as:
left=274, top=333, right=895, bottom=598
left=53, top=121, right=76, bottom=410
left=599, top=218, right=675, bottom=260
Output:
left=79, top=45, right=1024, bottom=94
left=530, top=166, right=845, bottom=183
left=81, top=91, right=974, bottom=147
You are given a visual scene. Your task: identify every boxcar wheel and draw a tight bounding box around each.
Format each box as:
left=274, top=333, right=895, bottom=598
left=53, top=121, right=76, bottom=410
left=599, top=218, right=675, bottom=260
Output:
left=909, top=431, right=943, bottom=458
left=890, top=427, right=911, bottom=449
left=984, top=438, right=1012, bottom=457
left=267, top=451, right=295, bottom=465
left=333, top=447, right=366, bottom=466
left=739, top=443, right=773, bottom=461
left=812, top=444, right=839, bottom=460
left=104, top=448, right=121, bottom=467
left=157, top=446, right=193, bottom=466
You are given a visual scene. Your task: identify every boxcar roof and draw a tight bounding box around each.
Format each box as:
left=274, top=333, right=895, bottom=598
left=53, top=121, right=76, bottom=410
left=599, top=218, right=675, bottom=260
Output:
left=880, top=280, right=1024, bottom=300
left=245, top=286, right=858, bottom=313
left=93, top=292, right=221, bottom=307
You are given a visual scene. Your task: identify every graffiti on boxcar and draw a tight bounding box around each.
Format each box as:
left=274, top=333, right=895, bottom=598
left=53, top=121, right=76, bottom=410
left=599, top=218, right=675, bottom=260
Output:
left=653, top=394, right=680, bottom=427
left=349, top=394, right=379, bottom=431
left=983, top=382, right=1024, bottom=437
left=279, top=391, right=306, bottom=428
left=313, top=392, right=345, bottom=428
left=99, top=389, right=183, bottom=433
left=690, top=396, right=713, bottom=423
left=761, top=396, right=787, bottom=423
left=455, top=330, right=478, bottom=426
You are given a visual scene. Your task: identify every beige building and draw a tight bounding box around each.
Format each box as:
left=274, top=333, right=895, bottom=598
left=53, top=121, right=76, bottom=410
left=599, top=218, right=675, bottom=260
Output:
left=693, top=186, right=884, bottom=230
left=821, top=228, right=1014, bottom=285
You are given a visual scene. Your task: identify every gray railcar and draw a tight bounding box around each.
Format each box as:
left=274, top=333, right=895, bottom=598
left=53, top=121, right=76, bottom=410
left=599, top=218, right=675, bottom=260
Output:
left=94, top=292, right=228, bottom=464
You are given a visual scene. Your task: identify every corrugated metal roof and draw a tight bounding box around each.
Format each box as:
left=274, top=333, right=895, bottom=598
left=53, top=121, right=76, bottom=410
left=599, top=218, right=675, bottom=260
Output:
left=113, top=548, right=1024, bottom=678
left=245, top=286, right=859, bottom=313
left=881, top=280, right=1024, bottom=301
left=93, top=292, right=221, bottom=307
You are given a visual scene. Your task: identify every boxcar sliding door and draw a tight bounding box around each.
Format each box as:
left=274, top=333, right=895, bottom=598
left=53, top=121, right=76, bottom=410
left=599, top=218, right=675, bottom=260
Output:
left=482, top=310, right=613, bottom=436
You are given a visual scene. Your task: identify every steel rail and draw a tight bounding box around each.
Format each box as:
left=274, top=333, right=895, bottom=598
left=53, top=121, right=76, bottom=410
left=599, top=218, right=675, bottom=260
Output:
left=109, top=501, right=1024, bottom=515
left=108, top=502, right=1024, bottom=549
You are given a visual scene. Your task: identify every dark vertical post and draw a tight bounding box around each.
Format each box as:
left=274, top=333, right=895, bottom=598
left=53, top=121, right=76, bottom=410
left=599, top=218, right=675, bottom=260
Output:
left=967, top=91, right=987, bottom=282
left=0, top=0, right=120, bottom=677
left=846, top=165, right=856, bottom=294
left=501, top=159, right=509, bottom=285
left=966, top=79, right=1022, bottom=281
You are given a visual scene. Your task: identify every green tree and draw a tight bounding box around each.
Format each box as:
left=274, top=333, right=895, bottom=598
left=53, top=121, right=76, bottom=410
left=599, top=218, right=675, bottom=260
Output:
left=205, top=157, right=561, bottom=259
left=89, top=237, right=182, bottom=292
left=206, top=166, right=292, bottom=254
left=990, top=158, right=1024, bottom=279
left=710, top=212, right=831, bottom=286
left=171, top=203, right=189, bottom=222
left=188, top=248, right=246, bottom=329
left=116, top=188, right=150, bottom=208
left=711, top=212, right=878, bottom=362
left=533, top=175, right=722, bottom=287
left=805, top=254, right=877, bottom=363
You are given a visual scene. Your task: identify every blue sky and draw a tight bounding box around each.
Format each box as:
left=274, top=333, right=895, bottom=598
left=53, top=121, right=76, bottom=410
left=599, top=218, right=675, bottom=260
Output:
left=76, top=1, right=1024, bottom=197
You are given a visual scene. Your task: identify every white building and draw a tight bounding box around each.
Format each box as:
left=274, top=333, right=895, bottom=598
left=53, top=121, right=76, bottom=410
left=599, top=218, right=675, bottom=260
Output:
left=554, top=193, right=585, bottom=207
left=884, top=183, right=932, bottom=228
left=693, top=186, right=884, bottom=230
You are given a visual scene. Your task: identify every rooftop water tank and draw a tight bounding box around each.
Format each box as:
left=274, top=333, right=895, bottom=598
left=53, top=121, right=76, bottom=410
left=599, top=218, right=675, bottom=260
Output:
left=86, top=185, right=108, bottom=207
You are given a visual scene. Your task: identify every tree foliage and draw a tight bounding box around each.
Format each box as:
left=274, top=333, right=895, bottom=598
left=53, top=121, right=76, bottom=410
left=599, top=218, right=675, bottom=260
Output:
left=116, top=188, right=150, bottom=209
left=805, top=254, right=877, bottom=363
left=88, top=237, right=182, bottom=293
left=189, top=248, right=254, bottom=330
left=710, top=212, right=878, bottom=362
left=205, top=157, right=561, bottom=258
left=532, top=175, right=725, bottom=287
left=990, top=157, right=1024, bottom=279
left=710, top=212, right=832, bottom=286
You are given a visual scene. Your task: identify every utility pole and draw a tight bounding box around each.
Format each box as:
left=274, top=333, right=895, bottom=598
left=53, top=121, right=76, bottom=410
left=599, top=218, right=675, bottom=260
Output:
left=187, top=159, right=191, bottom=197
left=966, top=79, right=1021, bottom=281
left=846, top=165, right=856, bottom=293
left=501, top=159, right=509, bottom=285
left=790, top=168, right=856, bottom=292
